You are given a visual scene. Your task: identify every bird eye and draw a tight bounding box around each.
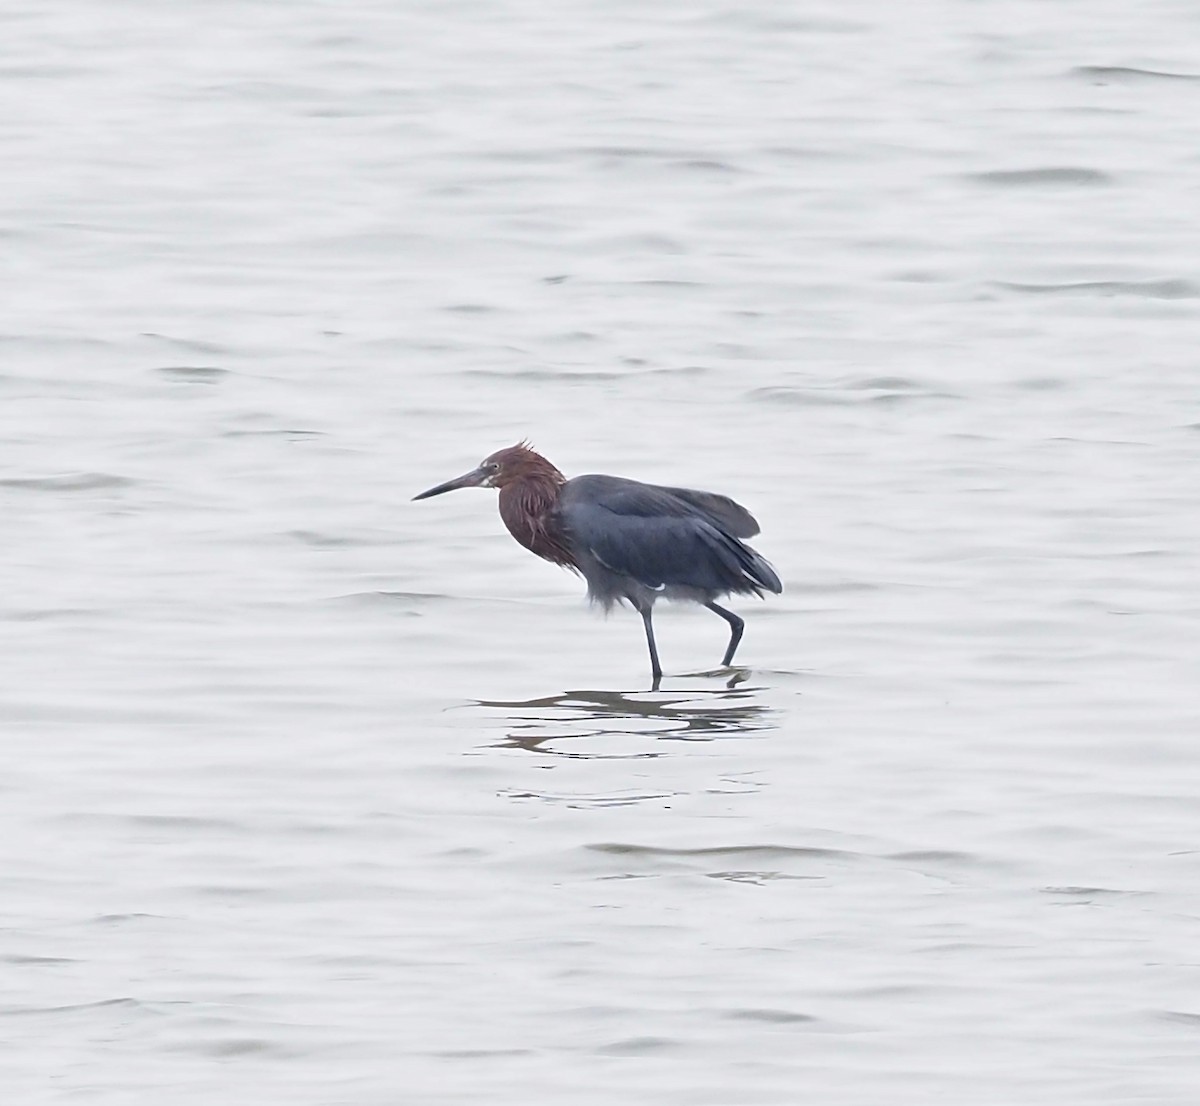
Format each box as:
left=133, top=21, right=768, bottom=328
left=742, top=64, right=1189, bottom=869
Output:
left=486, top=462, right=500, bottom=473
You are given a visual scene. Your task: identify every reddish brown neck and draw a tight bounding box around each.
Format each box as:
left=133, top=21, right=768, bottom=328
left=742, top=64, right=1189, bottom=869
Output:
left=497, top=473, right=574, bottom=568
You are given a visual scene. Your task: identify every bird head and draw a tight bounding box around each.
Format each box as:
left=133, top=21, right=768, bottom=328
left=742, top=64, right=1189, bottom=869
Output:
left=413, top=442, right=564, bottom=500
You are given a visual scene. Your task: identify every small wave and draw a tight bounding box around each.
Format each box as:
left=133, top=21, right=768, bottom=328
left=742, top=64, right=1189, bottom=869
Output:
left=169, top=1037, right=294, bottom=1058
left=6, top=606, right=100, bottom=622
left=285, top=529, right=391, bottom=548
left=431, top=1048, right=535, bottom=1059
left=707, top=870, right=822, bottom=884
left=0, top=473, right=135, bottom=491
left=602, top=232, right=688, bottom=254
left=888, top=849, right=988, bottom=866
left=58, top=812, right=246, bottom=833
left=221, top=428, right=323, bottom=439
left=628, top=279, right=704, bottom=288
left=0, top=333, right=116, bottom=350
left=965, top=167, right=1111, bottom=187
left=89, top=913, right=162, bottom=925
left=1073, top=65, right=1200, bottom=84
left=459, top=367, right=625, bottom=381
left=672, top=158, right=743, bottom=173
left=788, top=580, right=878, bottom=595
left=750, top=381, right=954, bottom=407
left=596, top=1036, right=680, bottom=1056
left=499, top=787, right=677, bottom=807
left=330, top=590, right=445, bottom=607
left=992, top=279, right=1199, bottom=299
left=581, top=144, right=708, bottom=162
left=750, top=388, right=853, bottom=407
left=156, top=365, right=228, bottom=382
left=887, top=269, right=944, bottom=283
left=1158, top=1010, right=1200, bottom=1026
left=762, top=144, right=858, bottom=162
left=1014, top=376, right=1069, bottom=391
left=588, top=843, right=856, bottom=860
left=843, top=375, right=926, bottom=391
left=0, top=997, right=146, bottom=1018
left=723, top=1008, right=818, bottom=1024
left=1041, top=885, right=1131, bottom=897
left=141, top=333, right=230, bottom=355
left=703, top=13, right=865, bottom=34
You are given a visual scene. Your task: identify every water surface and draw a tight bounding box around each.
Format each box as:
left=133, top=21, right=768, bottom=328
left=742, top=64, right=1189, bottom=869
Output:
left=3, top=1, right=1200, bottom=1102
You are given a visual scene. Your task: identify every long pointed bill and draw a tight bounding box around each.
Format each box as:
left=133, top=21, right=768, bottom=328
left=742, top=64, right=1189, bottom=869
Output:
left=412, top=467, right=490, bottom=500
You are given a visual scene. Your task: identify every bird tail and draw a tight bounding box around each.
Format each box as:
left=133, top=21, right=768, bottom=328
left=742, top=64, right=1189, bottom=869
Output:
left=742, top=546, right=783, bottom=595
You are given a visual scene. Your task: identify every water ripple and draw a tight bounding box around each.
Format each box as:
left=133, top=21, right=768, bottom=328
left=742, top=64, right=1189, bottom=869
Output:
left=156, top=365, right=229, bottom=382
left=588, top=843, right=856, bottom=861
left=0, top=473, right=135, bottom=491
left=993, top=279, right=1199, bottom=299
left=1072, top=65, right=1200, bottom=84
left=723, top=1008, right=818, bottom=1024
left=965, top=167, right=1112, bottom=187
left=750, top=380, right=956, bottom=406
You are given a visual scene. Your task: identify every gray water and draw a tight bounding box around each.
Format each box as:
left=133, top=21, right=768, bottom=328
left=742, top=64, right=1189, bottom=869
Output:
left=4, top=2, right=1200, bottom=1102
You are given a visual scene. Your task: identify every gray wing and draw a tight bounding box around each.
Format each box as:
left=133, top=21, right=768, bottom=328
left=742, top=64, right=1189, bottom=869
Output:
left=559, top=476, right=780, bottom=595
left=655, top=486, right=760, bottom=538
left=563, top=475, right=761, bottom=535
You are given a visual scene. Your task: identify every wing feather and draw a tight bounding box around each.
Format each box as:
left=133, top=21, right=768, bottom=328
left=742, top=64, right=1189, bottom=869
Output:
left=559, top=476, right=781, bottom=596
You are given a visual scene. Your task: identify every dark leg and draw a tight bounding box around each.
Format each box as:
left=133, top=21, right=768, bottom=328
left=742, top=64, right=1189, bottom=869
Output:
left=637, top=603, right=663, bottom=689
left=705, top=601, right=745, bottom=667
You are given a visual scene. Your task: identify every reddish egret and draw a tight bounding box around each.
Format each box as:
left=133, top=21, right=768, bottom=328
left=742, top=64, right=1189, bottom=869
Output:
left=414, top=443, right=782, bottom=686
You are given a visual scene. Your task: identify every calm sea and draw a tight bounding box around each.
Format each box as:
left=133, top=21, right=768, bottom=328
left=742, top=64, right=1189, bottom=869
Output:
left=3, top=2, right=1199, bottom=1102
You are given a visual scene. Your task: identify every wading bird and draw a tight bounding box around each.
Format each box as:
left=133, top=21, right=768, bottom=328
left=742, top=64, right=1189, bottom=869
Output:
left=413, top=443, right=781, bottom=687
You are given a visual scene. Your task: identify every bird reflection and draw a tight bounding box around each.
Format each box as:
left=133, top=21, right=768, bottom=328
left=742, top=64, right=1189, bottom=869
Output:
left=474, top=679, right=775, bottom=757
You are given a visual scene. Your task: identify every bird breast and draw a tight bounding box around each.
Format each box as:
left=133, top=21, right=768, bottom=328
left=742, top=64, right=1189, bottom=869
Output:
left=498, top=482, right=575, bottom=568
